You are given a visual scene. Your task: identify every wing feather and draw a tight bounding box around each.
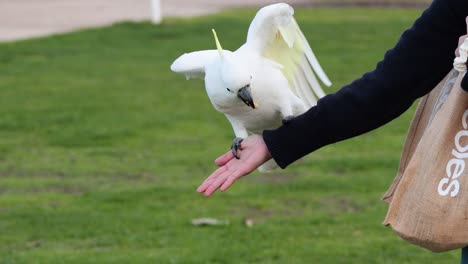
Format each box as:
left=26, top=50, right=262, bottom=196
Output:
left=247, top=4, right=331, bottom=108
left=171, top=50, right=232, bottom=80
left=296, top=62, right=318, bottom=107
left=294, top=19, right=332, bottom=87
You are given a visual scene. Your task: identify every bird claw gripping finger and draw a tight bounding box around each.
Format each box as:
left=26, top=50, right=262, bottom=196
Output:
left=231, top=138, right=244, bottom=159
left=282, top=115, right=295, bottom=125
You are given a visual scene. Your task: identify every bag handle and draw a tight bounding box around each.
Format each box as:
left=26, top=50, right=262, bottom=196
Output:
left=454, top=38, right=468, bottom=90
left=455, top=38, right=468, bottom=72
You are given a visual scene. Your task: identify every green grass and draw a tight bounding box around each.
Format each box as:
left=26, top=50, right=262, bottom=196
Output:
left=308, top=0, right=431, bottom=5
left=0, top=7, right=459, bottom=263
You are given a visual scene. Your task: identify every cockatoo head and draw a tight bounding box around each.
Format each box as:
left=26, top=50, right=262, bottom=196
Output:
left=212, top=30, right=257, bottom=109
left=170, top=29, right=258, bottom=109
left=217, top=55, right=256, bottom=109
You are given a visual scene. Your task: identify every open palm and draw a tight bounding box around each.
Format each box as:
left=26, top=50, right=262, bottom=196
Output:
left=197, top=135, right=272, bottom=197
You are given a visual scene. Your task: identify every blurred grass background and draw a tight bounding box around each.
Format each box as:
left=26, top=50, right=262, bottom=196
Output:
left=0, top=7, right=459, bottom=263
left=308, top=0, right=430, bottom=5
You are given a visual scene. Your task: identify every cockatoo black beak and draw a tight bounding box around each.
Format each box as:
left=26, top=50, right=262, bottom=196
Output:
left=238, top=85, right=258, bottom=109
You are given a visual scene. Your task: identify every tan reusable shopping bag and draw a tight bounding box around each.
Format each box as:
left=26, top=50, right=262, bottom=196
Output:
left=382, top=70, right=459, bottom=204
left=383, top=39, right=468, bottom=252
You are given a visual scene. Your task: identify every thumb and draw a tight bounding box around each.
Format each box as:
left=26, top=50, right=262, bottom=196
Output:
left=215, top=151, right=235, bottom=166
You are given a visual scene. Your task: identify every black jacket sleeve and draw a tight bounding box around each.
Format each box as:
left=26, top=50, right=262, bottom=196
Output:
left=263, top=0, right=468, bottom=169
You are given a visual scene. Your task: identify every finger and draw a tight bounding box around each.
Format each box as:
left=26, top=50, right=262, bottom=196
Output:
left=204, top=169, right=235, bottom=197
left=204, top=166, right=227, bottom=183
left=220, top=157, right=256, bottom=190
left=197, top=177, right=218, bottom=193
left=215, top=151, right=235, bottom=166
left=220, top=175, right=239, bottom=192
left=220, top=164, right=249, bottom=192
left=197, top=167, right=226, bottom=192
left=198, top=176, right=221, bottom=193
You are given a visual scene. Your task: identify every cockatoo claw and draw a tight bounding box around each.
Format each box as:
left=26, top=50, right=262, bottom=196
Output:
left=282, top=115, right=295, bottom=125
left=231, top=137, right=244, bottom=159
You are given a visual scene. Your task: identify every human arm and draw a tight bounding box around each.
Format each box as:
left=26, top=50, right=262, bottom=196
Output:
left=198, top=0, right=468, bottom=197
left=264, top=0, right=468, bottom=168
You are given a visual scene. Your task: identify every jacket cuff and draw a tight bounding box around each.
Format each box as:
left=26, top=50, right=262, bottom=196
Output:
left=263, top=129, right=290, bottom=169
left=262, top=116, right=320, bottom=169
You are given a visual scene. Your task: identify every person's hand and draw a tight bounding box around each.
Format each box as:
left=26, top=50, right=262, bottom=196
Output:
left=197, top=134, right=272, bottom=197
left=455, top=17, right=468, bottom=57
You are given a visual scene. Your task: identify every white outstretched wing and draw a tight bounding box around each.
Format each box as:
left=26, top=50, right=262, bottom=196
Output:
left=171, top=50, right=232, bottom=80
left=246, top=3, right=331, bottom=108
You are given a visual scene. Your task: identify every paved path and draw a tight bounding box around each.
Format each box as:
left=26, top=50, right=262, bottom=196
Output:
left=0, top=0, right=311, bottom=42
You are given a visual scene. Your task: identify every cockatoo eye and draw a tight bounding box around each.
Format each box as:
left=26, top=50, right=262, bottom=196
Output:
left=226, top=88, right=231, bottom=92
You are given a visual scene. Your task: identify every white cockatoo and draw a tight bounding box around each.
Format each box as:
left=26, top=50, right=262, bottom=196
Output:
left=171, top=3, right=331, bottom=172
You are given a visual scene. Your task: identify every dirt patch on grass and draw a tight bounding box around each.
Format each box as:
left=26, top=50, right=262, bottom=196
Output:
left=0, top=170, right=158, bottom=196
left=319, top=196, right=366, bottom=216
left=230, top=205, right=305, bottom=225
left=246, top=206, right=304, bottom=217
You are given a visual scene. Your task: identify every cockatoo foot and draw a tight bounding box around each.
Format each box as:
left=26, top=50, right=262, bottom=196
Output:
left=282, top=115, right=295, bottom=125
left=231, top=137, right=244, bottom=159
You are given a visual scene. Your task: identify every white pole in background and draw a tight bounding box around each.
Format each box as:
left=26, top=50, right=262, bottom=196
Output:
left=151, top=0, right=162, bottom=24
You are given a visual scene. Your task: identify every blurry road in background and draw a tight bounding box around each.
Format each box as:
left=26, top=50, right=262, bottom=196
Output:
left=0, top=0, right=312, bottom=42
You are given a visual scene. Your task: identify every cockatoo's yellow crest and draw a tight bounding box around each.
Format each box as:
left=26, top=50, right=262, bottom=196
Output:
left=211, top=29, right=224, bottom=57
